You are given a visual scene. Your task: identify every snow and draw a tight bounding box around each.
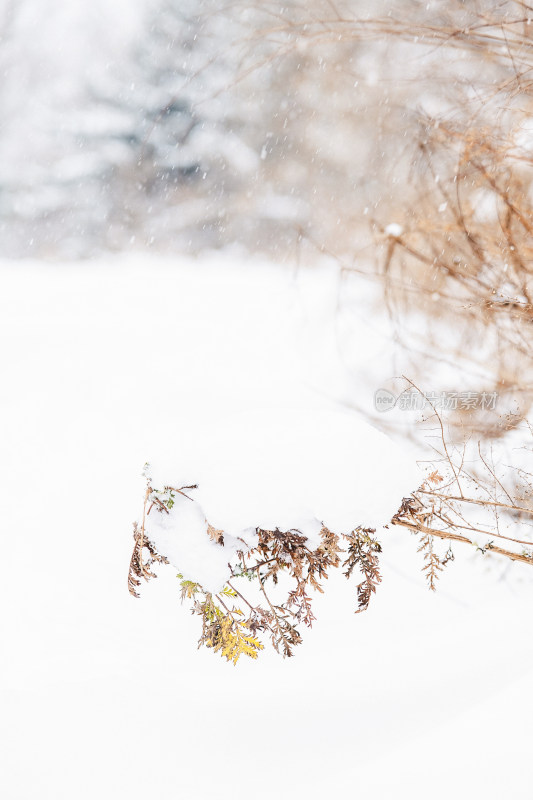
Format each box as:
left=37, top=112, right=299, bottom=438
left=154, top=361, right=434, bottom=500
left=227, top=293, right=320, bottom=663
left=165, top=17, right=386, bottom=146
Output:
left=145, top=491, right=243, bottom=592
left=146, top=408, right=421, bottom=591
left=385, top=222, right=404, bottom=237
left=1, top=253, right=532, bottom=800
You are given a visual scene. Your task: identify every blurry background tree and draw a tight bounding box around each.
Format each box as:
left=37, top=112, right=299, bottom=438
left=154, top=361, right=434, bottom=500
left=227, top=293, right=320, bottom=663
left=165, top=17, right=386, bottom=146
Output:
left=241, top=0, right=533, bottom=441
left=0, top=0, right=407, bottom=258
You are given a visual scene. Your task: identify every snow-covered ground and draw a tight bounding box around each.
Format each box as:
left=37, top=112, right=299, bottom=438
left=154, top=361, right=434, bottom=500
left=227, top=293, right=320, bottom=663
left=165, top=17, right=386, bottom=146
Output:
left=1, top=254, right=532, bottom=799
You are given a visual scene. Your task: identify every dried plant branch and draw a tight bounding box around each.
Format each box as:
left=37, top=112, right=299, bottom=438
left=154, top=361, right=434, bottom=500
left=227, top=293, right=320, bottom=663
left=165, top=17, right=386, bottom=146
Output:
left=128, top=479, right=389, bottom=660
left=394, top=516, right=533, bottom=567
left=128, top=520, right=169, bottom=598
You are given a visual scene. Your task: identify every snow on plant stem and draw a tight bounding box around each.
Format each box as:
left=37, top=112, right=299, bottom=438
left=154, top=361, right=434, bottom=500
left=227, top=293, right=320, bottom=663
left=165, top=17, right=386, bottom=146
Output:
left=144, top=408, right=421, bottom=592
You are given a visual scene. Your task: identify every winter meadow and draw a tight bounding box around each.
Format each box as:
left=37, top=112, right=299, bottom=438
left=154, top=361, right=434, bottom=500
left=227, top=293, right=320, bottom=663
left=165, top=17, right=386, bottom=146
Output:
left=2, top=1, right=533, bottom=798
